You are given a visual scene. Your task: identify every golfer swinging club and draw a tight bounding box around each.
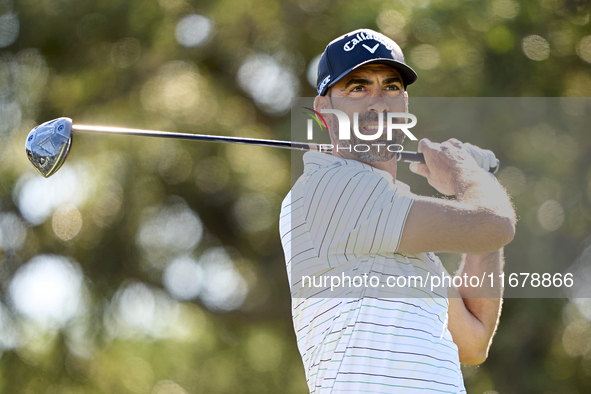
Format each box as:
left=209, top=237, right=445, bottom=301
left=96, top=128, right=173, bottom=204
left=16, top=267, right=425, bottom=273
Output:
left=280, top=29, right=516, bottom=393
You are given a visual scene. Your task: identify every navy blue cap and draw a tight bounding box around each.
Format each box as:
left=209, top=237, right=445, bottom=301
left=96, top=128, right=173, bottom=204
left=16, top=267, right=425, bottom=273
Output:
left=316, top=29, right=417, bottom=96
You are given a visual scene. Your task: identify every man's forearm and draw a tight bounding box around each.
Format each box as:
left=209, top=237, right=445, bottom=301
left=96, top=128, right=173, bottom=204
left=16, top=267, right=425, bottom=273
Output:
left=458, top=249, right=505, bottom=297
left=447, top=249, right=505, bottom=364
left=457, top=250, right=505, bottom=352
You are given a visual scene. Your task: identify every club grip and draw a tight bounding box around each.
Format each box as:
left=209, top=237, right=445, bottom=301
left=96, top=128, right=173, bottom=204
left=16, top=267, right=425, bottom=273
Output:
left=397, top=151, right=425, bottom=164
left=397, top=152, right=500, bottom=173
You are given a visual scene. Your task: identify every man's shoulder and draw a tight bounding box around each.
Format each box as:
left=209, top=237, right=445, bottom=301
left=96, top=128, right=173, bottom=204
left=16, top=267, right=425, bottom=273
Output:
left=300, top=152, right=388, bottom=185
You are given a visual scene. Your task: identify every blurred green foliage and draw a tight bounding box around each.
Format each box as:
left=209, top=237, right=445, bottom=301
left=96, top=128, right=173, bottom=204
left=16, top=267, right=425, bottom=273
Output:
left=1, top=0, right=591, bottom=393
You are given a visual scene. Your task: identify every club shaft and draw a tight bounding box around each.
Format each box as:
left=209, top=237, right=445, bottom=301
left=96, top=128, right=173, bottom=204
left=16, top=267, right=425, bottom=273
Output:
left=72, top=124, right=427, bottom=164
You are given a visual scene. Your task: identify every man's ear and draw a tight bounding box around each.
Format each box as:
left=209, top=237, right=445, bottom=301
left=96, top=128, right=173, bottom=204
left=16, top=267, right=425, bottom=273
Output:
left=314, top=95, right=331, bottom=112
left=314, top=94, right=337, bottom=143
left=404, top=91, right=409, bottom=113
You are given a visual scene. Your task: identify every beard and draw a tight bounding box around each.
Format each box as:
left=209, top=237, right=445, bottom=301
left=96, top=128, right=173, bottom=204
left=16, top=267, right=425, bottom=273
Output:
left=337, top=111, right=406, bottom=163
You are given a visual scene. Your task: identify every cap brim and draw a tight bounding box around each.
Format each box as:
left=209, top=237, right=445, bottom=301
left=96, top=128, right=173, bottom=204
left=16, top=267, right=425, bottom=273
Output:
left=320, top=58, right=418, bottom=96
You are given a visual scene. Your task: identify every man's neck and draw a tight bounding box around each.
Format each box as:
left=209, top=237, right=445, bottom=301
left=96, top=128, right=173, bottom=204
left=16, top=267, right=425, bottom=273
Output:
left=332, top=151, right=398, bottom=181
left=365, top=158, right=398, bottom=181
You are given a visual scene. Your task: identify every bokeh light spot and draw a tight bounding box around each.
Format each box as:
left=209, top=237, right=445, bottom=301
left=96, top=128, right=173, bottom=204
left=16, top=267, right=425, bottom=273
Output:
left=566, top=245, right=591, bottom=311
left=237, top=54, right=300, bottom=115
left=52, top=204, right=83, bottom=241
left=225, top=143, right=288, bottom=191
left=175, top=14, right=213, bottom=48
left=563, top=320, right=591, bottom=357
left=410, top=44, right=440, bottom=70
left=376, top=10, right=407, bottom=45
left=491, top=0, right=520, bottom=19
left=306, top=54, right=321, bottom=88
left=0, top=102, right=21, bottom=136
left=140, top=61, right=217, bottom=124
left=413, top=0, right=430, bottom=8
left=0, top=303, right=19, bottom=350
left=0, top=212, right=27, bottom=251
left=537, top=199, right=564, bottom=231
left=112, top=282, right=179, bottom=337
left=9, top=255, right=85, bottom=327
left=522, top=35, right=550, bottom=61
left=487, top=26, right=515, bottom=53
left=0, top=48, right=48, bottom=137
left=0, top=13, right=19, bottom=48
left=152, top=380, right=189, bottom=394
left=572, top=298, right=591, bottom=322
left=549, top=27, right=575, bottom=57
left=163, top=255, right=203, bottom=301
left=199, top=248, right=248, bottom=312
left=137, top=198, right=203, bottom=257
left=577, top=35, right=591, bottom=64
left=16, top=164, right=95, bottom=225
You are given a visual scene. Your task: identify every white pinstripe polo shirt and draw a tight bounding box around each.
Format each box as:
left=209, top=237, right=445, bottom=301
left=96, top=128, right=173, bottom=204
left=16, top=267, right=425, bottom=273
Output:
left=280, top=151, right=465, bottom=394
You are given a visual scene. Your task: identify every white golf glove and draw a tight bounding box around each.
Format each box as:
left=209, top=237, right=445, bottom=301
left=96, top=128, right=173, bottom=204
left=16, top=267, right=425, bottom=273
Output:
left=463, top=142, right=499, bottom=174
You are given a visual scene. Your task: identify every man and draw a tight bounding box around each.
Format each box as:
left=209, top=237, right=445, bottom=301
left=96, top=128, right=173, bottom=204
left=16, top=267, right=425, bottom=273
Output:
left=280, top=29, right=516, bottom=393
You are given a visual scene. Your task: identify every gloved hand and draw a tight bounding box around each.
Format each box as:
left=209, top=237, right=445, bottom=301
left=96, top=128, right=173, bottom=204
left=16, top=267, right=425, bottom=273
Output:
left=463, top=142, right=499, bottom=174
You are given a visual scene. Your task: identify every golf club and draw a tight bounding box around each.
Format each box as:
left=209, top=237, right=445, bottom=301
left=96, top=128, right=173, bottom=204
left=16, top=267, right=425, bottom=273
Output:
left=25, top=117, right=499, bottom=178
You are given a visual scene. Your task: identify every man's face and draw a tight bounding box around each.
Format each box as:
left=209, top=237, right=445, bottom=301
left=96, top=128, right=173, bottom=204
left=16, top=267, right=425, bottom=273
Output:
left=316, top=64, right=408, bottom=163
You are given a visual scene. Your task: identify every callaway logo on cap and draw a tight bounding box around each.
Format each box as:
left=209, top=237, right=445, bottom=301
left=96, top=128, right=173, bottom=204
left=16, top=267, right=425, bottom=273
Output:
left=316, top=28, right=418, bottom=96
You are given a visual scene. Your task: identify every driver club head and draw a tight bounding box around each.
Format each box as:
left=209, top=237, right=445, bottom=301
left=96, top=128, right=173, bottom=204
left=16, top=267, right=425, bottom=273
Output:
left=25, top=117, right=73, bottom=178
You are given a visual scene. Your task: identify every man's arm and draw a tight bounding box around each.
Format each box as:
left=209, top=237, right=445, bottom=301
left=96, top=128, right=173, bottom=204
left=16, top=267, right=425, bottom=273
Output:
left=397, top=139, right=516, bottom=254
left=447, top=250, right=505, bottom=365
left=397, top=138, right=515, bottom=365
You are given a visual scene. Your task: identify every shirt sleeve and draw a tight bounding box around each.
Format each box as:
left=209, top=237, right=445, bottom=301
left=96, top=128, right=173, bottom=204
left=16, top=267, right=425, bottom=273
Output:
left=303, top=166, right=414, bottom=267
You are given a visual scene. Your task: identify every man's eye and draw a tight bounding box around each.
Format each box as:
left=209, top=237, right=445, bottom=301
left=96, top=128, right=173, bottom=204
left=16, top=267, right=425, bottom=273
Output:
left=350, top=86, right=365, bottom=92
left=386, top=85, right=400, bottom=91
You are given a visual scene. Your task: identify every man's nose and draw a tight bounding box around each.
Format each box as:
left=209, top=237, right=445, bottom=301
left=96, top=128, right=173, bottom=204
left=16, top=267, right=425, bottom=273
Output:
left=367, top=95, right=390, bottom=113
